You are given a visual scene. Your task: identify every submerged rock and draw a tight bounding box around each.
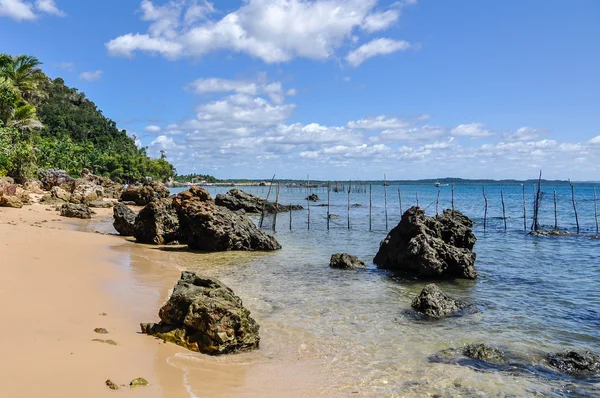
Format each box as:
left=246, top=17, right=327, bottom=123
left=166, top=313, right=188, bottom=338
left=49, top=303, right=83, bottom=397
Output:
left=140, top=271, right=260, bottom=355
left=411, top=284, right=463, bottom=318
left=529, top=230, right=571, bottom=237
left=329, top=253, right=366, bottom=269
left=120, top=181, right=170, bottom=206
left=113, top=203, right=137, bottom=237
left=215, top=189, right=302, bottom=213
left=547, top=351, right=600, bottom=376
left=60, top=203, right=94, bottom=219
left=306, top=193, right=319, bottom=202
left=373, top=207, right=477, bottom=279
left=133, top=198, right=181, bottom=244
left=431, top=343, right=506, bottom=367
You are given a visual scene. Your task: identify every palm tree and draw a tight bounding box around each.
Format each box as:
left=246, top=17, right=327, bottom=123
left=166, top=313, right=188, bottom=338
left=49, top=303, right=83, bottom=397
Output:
left=7, top=101, right=43, bottom=130
left=0, top=55, right=48, bottom=103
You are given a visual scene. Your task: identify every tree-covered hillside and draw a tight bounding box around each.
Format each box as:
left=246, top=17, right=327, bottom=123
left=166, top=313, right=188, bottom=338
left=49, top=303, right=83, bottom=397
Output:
left=0, top=54, right=175, bottom=183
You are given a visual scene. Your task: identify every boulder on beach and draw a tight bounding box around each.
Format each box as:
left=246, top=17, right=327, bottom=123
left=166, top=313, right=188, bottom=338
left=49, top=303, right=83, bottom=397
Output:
left=81, top=168, right=123, bottom=199
left=37, top=168, right=74, bottom=191
left=120, top=181, right=170, bottom=206
left=140, top=271, right=260, bottom=355
left=89, top=200, right=113, bottom=208
left=174, top=187, right=281, bottom=251
left=546, top=351, right=600, bottom=376
left=23, top=180, right=44, bottom=194
left=329, top=253, right=366, bottom=269
left=306, top=193, right=319, bottom=202
left=60, top=203, right=94, bottom=219
left=113, top=203, right=137, bottom=236
left=0, top=195, right=23, bottom=208
left=133, top=198, right=181, bottom=244
left=215, top=189, right=302, bottom=213
left=411, top=284, right=463, bottom=318
left=50, top=186, right=70, bottom=202
left=373, top=207, right=477, bottom=279
left=69, top=179, right=104, bottom=204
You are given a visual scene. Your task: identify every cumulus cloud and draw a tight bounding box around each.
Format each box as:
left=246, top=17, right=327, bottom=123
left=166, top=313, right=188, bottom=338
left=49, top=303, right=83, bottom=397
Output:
left=56, top=61, right=75, bottom=72
left=503, top=126, right=545, bottom=142
left=187, top=75, right=293, bottom=105
left=107, top=0, right=411, bottom=66
left=450, top=123, right=493, bottom=138
left=346, top=38, right=411, bottom=67
left=79, top=70, right=103, bottom=81
left=144, top=125, right=161, bottom=133
left=0, top=0, right=64, bottom=20
left=589, top=135, right=600, bottom=145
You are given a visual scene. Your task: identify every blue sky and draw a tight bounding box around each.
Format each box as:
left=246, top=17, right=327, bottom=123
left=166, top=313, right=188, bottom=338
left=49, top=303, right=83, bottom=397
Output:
left=1, top=0, right=600, bottom=180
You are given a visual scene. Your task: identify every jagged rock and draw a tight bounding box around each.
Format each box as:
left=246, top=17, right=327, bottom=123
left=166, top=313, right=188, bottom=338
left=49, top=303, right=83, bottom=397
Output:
left=113, top=203, right=137, bottom=236
left=23, top=180, right=44, bottom=194
left=50, top=186, right=70, bottom=202
left=60, top=203, right=94, bottom=219
left=37, top=168, right=74, bottom=191
left=411, top=284, right=463, bottom=318
left=120, top=181, right=170, bottom=206
left=373, top=207, right=477, bottom=279
left=215, top=189, right=302, bottom=213
left=140, top=271, right=260, bottom=355
left=529, top=230, right=571, bottom=237
left=81, top=168, right=123, bottom=199
left=133, top=198, right=181, bottom=244
left=69, top=179, right=104, bottom=204
left=0, top=195, right=23, bottom=208
left=0, top=176, right=14, bottom=185
left=119, top=201, right=137, bottom=206
left=328, top=214, right=341, bottom=219
left=88, top=200, right=113, bottom=208
left=547, top=351, right=600, bottom=376
left=432, top=343, right=506, bottom=366
left=105, top=379, right=119, bottom=390
left=329, top=253, right=366, bottom=269
left=94, top=328, right=109, bottom=334
left=129, top=378, right=149, bottom=388
left=306, top=193, right=319, bottom=201
left=173, top=187, right=281, bottom=251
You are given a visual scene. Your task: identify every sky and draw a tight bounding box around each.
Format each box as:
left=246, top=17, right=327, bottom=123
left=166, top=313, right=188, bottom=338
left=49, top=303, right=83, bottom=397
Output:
left=1, top=0, right=600, bottom=180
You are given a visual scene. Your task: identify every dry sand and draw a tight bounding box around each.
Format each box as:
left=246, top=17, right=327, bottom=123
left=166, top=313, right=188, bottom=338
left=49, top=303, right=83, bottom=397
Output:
left=0, top=203, right=189, bottom=397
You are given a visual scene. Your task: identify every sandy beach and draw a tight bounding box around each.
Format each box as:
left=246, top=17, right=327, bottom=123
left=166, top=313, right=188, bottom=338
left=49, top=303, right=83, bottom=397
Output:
left=0, top=203, right=190, bottom=397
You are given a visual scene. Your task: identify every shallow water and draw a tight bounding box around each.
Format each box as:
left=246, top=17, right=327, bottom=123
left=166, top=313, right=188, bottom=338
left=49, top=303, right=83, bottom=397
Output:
left=147, top=185, right=600, bottom=396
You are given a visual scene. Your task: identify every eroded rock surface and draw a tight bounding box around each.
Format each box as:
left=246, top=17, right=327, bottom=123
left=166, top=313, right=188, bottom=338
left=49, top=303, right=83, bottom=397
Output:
left=215, top=189, right=302, bottom=213
left=411, top=283, right=464, bottom=318
left=133, top=198, right=181, bottom=244
left=113, top=203, right=137, bottom=236
left=329, top=253, right=366, bottom=269
left=374, top=207, right=477, bottom=279
left=140, top=271, right=260, bottom=355
left=120, top=181, right=170, bottom=206
left=60, top=203, right=94, bottom=219
left=547, top=351, right=600, bottom=376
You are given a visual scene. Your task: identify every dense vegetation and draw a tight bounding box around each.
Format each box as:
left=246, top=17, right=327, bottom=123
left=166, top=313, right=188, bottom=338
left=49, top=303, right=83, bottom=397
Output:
left=0, top=54, right=175, bottom=183
left=173, top=173, right=218, bottom=183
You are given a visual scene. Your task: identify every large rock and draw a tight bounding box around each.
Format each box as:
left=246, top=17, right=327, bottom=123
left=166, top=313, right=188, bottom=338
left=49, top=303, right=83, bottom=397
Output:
left=50, top=186, right=70, bottom=202
left=306, top=193, right=319, bottom=202
left=547, top=351, right=600, bottom=376
left=411, top=284, right=463, bottom=318
left=0, top=195, right=23, bottom=208
left=140, top=271, right=260, bottom=355
left=373, top=207, right=477, bottom=279
left=23, top=180, right=44, bottom=194
left=215, top=189, right=302, bottom=213
left=81, top=168, right=122, bottom=199
left=37, top=168, right=74, bottom=191
left=60, top=203, right=94, bottom=219
left=134, top=198, right=181, bottom=244
left=329, top=253, right=366, bottom=269
left=69, top=179, right=104, bottom=204
left=120, top=181, right=170, bottom=206
left=174, top=187, right=281, bottom=251
left=113, top=203, right=137, bottom=236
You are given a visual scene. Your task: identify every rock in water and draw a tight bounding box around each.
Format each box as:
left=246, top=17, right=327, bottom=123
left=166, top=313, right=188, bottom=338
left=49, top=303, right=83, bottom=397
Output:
left=329, top=253, right=366, bottom=269
left=133, top=198, right=181, bottom=244
left=411, top=284, right=463, bottom=318
left=113, top=203, right=137, bottom=236
left=120, top=181, right=170, bottom=206
left=173, top=187, right=281, bottom=251
left=60, top=203, right=94, bottom=219
left=306, top=193, right=319, bottom=201
left=373, top=207, right=477, bottom=279
left=547, top=351, right=600, bottom=375
left=140, top=271, right=260, bottom=355
left=215, top=189, right=302, bottom=213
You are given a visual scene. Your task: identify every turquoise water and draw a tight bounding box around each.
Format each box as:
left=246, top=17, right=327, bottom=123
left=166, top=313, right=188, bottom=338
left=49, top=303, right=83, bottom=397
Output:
left=164, top=184, right=600, bottom=397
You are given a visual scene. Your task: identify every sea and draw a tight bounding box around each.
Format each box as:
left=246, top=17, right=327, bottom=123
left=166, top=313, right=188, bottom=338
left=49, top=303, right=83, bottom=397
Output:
left=129, top=183, right=600, bottom=397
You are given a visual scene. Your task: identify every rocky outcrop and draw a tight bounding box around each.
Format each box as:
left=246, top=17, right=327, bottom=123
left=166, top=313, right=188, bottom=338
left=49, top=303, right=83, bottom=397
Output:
left=113, top=203, right=137, bottom=236
left=133, top=198, right=181, bottom=244
left=60, top=203, right=94, bottom=219
left=81, top=168, right=122, bottom=199
left=329, top=253, right=366, bottom=269
left=411, top=284, right=463, bottom=318
left=174, top=187, right=281, bottom=251
left=89, top=200, right=113, bottom=208
left=215, top=189, right=302, bottom=213
left=140, top=271, right=260, bottom=355
left=120, top=181, right=170, bottom=206
left=547, top=351, right=600, bottom=376
left=37, top=168, right=74, bottom=191
left=431, top=343, right=506, bottom=367
left=373, top=207, right=477, bottom=279
left=0, top=195, right=23, bottom=208
left=23, top=180, right=44, bottom=194
left=69, top=179, right=104, bottom=204
left=50, top=186, right=70, bottom=202
left=306, top=193, right=319, bottom=201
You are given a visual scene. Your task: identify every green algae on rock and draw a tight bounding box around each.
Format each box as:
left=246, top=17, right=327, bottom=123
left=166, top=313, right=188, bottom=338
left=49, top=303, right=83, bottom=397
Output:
left=92, top=339, right=117, bottom=345
left=129, top=377, right=149, bottom=388
left=105, top=379, right=118, bottom=390
left=93, top=328, right=108, bottom=334
left=140, top=271, right=260, bottom=355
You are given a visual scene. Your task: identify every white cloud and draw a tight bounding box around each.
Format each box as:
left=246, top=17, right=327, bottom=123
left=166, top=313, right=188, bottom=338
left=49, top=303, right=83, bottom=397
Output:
left=187, top=75, right=293, bottom=105
left=450, top=123, right=493, bottom=138
left=0, top=0, right=64, bottom=20
left=79, top=70, right=103, bottom=81
left=35, top=0, right=64, bottom=16
left=107, top=0, right=411, bottom=66
left=588, top=135, right=600, bottom=145
left=346, top=38, right=411, bottom=67
left=144, top=125, right=161, bottom=133
left=348, top=115, right=410, bottom=130
left=56, top=61, right=75, bottom=72
left=503, top=127, right=545, bottom=141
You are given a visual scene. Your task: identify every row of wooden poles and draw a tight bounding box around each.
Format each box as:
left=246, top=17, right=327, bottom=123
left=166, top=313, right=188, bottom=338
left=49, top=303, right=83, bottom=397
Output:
left=258, top=173, right=600, bottom=235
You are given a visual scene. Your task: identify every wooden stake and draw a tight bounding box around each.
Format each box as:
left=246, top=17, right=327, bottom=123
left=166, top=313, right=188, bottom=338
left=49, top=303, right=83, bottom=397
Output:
left=416, top=192, right=419, bottom=207
left=436, top=188, right=440, bottom=216
left=501, top=189, right=507, bottom=231
left=553, top=190, right=558, bottom=230
left=327, top=183, right=331, bottom=231
left=384, top=174, right=388, bottom=231
left=398, top=188, right=402, bottom=217
left=571, top=183, right=579, bottom=234
left=522, top=184, right=527, bottom=231
left=259, top=174, right=276, bottom=228
left=533, top=171, right=542, bottom=231
left=272, top=183, right=280, bottom=231
left=451, top=184, right=455, bottom=212
left=347, top=181, right=351, bottom=230
left=595, top=187, right=599, bottom=235
left=369, top=184, right=372, bottom=232
left=289, top=204, right=292, bottom=231
left=483, top=186, right=488, bottom=231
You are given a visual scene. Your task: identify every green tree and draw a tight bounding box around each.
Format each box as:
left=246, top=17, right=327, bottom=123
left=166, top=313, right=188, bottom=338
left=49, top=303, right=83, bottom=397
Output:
left=0, top=54, right=48, bottom=104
